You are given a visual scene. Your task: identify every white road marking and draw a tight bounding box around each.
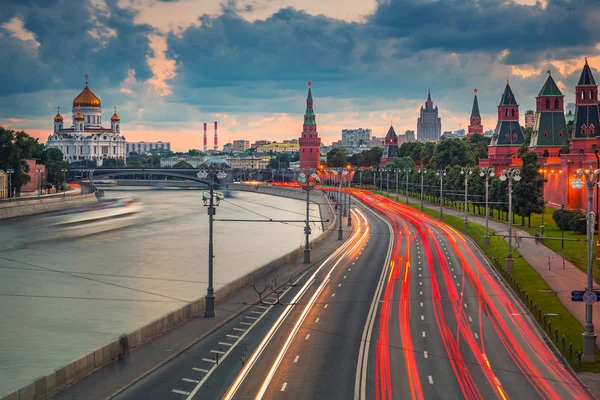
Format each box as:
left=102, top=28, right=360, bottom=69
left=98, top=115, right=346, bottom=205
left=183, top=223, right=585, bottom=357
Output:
left=419, top=282, right=422, bottom=286
left=474, top=333, right=479, bottom=339
left=245, top=316, right=258, bottom=320
left=464, top=303, right=467, bottom=308
left=419, top=274, right=422, bottom=278
left=332, top=293, right=336, bottom=297
left=424, top=351, right=428, bottom=359
left=294, top=356, right=299, bottom=363
left=349, top=268, right=352, bottom=271
left=251, top=311, right=263, bottom=314
left=226, top=334, right=240, bottom=339
left=202, top=358, right=217, bottom=363
left=173, top=389, right=191, bottom=395
left=420, top=302, right=423, bottom=307
left=428, top=376, right=434, bottom=384
left=182, top=378, right=200, bottom=383
left=456, top=283, right=460, bottom=287
left=233, top=328, right=246, bottom=332
left=344, top=275, right=347, bottom=279
left=338, top=284, right=342, bottom=287
left=305, top=334, right=311, bottom=340
left=192, top=368, right=209, bottom=373
left=324, top=304, right=328, bottom=309
left=315, top=318, right=320, bottom=323
left=265, top=297, right=276, bottom=301
left=468, top=317, right=472, bottom=322
left=422, top=331, right=426, bottom=337
left=281, top=383, right=288, bottom=392
left=219, top=342, right=233, bottom=347
left=421, top=315, right=424, bottom=321
left=211, top=350, right=225, bottom=355
left=239, top=322, right=252, bottom=326
left=256, top=305, right=268, bottom=310
left=420, top=291, right=423, bottom=295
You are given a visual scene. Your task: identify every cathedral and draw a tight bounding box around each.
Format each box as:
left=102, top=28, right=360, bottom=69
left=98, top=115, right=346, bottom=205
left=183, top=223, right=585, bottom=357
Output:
left=417, top=90, right=442, bottom=142
left=46, top=75, right=126, bottom=166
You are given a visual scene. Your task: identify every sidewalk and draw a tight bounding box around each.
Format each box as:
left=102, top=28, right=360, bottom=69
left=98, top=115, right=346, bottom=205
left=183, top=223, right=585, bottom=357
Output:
left=49, top=215, right=353, bottom=400
left=388, top=192, right=599, bottom=348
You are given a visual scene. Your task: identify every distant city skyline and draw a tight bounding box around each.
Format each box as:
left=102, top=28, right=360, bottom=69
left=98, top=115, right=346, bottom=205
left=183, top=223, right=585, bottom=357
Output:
left=0, top=0, right=599, bottom=151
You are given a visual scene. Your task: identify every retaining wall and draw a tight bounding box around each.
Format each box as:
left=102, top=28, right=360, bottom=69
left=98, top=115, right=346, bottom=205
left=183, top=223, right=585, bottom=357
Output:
left=0, top=194, right=98, bottom=220
left=1, top=187, right=336, bottom=400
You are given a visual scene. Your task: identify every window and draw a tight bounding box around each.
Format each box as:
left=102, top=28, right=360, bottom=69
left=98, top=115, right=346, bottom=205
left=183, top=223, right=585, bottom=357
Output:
left=513, top=134, right=518, bottom=141
left=544, top=131, right=548, bottom=137
left=582, top=91, right=585, bottom=100
left=66, top=147, right=69, bottom=154
left=582, top=126, right=587, bottom=135
left=558, top=131, right=563, bottom=137
left=505, top=109, right=509, bottom=117
left=80, top=123, right=83, bottom=130
left=310, top=148, right=312, bottom=153
left=554, top=99, right=559, bottom=109
left=512, top=109, right=515, bottom=117
left=591, top=125, right=596, bottom=135
left=591, top=90, right=594, bottom=100
left=505, top=134, right=510, bottom=141
left=543, top=150, right=549, bottom=157
left=546, top=99, right=550, bottom=109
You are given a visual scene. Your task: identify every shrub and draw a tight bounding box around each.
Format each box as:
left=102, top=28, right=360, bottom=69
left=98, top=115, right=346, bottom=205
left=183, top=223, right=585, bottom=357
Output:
left=552, top=209, right=587, bottom=234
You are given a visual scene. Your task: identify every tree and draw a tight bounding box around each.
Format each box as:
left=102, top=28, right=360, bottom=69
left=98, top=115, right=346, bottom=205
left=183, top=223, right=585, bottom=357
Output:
left=267, top=153, right=291, bottom=169
left=41, top=148, right=69, bottom=186
left=513, top=151, right=545, bottom=226
left=432, top=139, right=474, bottom=169
left=173, top=160, right=193, bottom=169
left=0, top=126, right=43, bottom=194
left=518, top=126, right=533, bottom=157
left=327, top=148, right=347, bottom=167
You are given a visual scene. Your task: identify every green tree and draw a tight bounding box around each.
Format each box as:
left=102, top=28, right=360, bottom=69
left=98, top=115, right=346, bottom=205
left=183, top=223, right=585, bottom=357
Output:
left=518, top=126, right=533, bottom=157
left=432, top=139, right=474, bottom=169
left=173, top=160, right=193, bottom=168
left=513, top=151, right=545, bottom=226
left=327, top=148, right=347, bottom=167
left=41, top=148, right=69, bottom=187
left=0, top=126, right=43, bottom=193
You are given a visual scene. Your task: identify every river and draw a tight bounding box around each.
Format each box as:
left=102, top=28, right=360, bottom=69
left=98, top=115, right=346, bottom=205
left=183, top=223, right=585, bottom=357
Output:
left=0, top=188, right=322, bottom=396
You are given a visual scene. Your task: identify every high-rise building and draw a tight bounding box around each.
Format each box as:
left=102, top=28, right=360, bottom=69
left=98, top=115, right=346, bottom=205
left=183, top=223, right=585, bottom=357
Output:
left=232, top=140, right=250, bottom=152
left=467, top=89, right=483, bottom=137
left=524, top=110, right=536, bottom=128
left=299, top=82, right=321, bottom=169
left=379, top=125, right=399, bottom=166
left=405, top=130, right=416, bottom=142
left=342, top=128, right=372, bottom=148
left=566, top=103, right=576, bottom=115
left=528, top=71, right=568, bottom=158
left=417, top=89, right=442, bottom=142
left=571, top=58, right=599, bottom=154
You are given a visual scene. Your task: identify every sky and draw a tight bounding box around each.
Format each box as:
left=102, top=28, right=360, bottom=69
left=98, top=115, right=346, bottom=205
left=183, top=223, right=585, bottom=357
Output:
left=0, top=0, right=599, bottom=151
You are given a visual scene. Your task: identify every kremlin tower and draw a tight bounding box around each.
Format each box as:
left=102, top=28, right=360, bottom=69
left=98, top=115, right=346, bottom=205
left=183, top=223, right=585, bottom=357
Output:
left=528, top=71, right=567, bottom=158
left=299, top=82, right=321, bottom=169
left=379, top=124, right=399, bottom=166
left=571, top=58, right=600, bottom=154
left=467, top=89, right=483, bottom=137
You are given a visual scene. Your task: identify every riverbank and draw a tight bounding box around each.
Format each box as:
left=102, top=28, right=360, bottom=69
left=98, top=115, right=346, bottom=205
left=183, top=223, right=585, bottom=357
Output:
left=0, top=191, right=95, bottom=220
left=0, top=187, right=336, bottom=400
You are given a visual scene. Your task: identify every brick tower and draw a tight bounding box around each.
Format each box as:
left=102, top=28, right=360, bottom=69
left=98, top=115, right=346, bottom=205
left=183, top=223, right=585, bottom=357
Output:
left=571, top=58, right=600, bottom=154
left=299, top=82, right=321, bottom=169
left=487, top=79, right=525, bottom=159
left=529, top=70, right=567, bottom=158
left=379, top=125, right=399, bottom=166
left=467, top=89, right=483, bottom=137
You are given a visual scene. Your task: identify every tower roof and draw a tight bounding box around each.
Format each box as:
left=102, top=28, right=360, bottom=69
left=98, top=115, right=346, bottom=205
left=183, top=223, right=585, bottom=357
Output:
left=111, top=106, right=121, bottom=122
left=54, top=106, right=63, bottom=122
left=385, top=125, right=397, bottom=138
left=307, top=81, right=313, bottom=100
left=73, top=74, right=101, bottom=108
left=578, top=58, right=597, bottom=86
left=500, top=79, right=518, bottom=105
left=538, top=72, right=563, bottom=97
left=470, top=90, right=480, bottom=118
left=425, top=89, right=433, bottom=109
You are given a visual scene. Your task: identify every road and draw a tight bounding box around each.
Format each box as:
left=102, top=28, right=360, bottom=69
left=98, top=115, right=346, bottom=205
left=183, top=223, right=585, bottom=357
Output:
left=113, top=191, right=591, bottom=400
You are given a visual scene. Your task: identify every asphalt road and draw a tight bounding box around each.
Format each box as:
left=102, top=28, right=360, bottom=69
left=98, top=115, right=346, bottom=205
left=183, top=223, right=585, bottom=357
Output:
left=113, top=191, right=592, bottom=400
left=114, top=200, right=390, bottom=400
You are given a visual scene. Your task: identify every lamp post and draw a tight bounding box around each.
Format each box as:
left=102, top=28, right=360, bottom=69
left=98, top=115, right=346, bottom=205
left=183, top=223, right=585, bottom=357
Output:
left=6, top=169, right=14, bottom=201
left=386, top=169, right=390, bottom=196
left=480, top=167, right=495, bottom=246
left=437, top=169, right=446, bottom=220
left=395, top=169, right=400, bottom=202
left=379, top=169, right=383, bottom=194
left=338, top=170, right=347, bottom=240
left=404, top=168, right=411, bottom=205
left=347, top=167, right=353, bottom=226
left=499, top=168, right=521, bottom=273
left=418, top=168, right=426, bottom=212
left=571, top=168, right=600, bottom=362
left=460, top=167, right=473, bottom=231
left=61, top=169, right=68, bottom=197
left=197, top=164, right=228, bottom=318
left=297, top=169, right=320, bottom=263
left=36, top=168, right=42, bottom=198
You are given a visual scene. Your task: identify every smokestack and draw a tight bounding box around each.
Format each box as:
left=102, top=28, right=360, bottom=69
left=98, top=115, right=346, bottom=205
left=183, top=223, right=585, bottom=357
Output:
left=203, top=123, right=207, bottom=152
left=214, top=121, right=218, bottom=151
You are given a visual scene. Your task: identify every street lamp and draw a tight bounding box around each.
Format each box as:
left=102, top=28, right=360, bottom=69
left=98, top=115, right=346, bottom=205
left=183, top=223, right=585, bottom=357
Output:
left=6, top=169, right=14, bottom=201
left=297, top=169, right=320, bottom=263
left=418, top=168, right=426, bottom=212
left=395, top=169, right=400, bottom=202
left=404, top=168, right=411, bottom=205
left=461, top=167, right=473, bottom=231
left=571, top=168, right=600, bottom=362
left=480, top=167, right=495, bottom=246
left=271, top=169, right=276, bottom=183
left=36, top=168, right=42, bottom=198
left=61, top=169, right=68, bottom=198
left=499, top=168, right=521, bottom=274
left=347, top=167, right=353, bottom=227
left=197, top=164, right=228, bottom=318
left=436, top=169, right=446, bottom=220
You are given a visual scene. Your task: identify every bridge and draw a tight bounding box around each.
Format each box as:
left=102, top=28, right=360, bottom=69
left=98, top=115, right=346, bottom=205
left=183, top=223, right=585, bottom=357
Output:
left=89, top=168, right=212, bottom=185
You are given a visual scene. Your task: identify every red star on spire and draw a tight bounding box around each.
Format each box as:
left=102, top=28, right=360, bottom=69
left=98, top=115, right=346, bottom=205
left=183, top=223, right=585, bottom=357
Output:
left=308, top=81, right=312, bottom=87
left=474, top=88, right=478, bottom=93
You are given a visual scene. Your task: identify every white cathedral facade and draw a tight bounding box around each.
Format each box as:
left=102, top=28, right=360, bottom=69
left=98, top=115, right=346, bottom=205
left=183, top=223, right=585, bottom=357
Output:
left=46, top=75, right=126, bottom=166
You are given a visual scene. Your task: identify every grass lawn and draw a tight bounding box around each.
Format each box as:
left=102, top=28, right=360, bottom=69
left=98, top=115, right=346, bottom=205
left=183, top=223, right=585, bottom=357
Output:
left=379, top=192, right=600, bottom=371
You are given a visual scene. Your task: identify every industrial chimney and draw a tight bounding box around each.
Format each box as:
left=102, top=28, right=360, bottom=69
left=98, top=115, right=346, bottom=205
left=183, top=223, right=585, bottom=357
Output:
left=203, top=123, right=207, bottom=152
left=214, top=121, right=218, bottom=151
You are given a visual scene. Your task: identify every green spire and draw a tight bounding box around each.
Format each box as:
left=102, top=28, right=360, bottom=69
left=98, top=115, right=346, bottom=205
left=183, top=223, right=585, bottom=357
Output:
left=471, top=91, right=480, bottom=118
left=538, top=71, right=563, bottom=97
left=304, top=82, right=316, bottom=125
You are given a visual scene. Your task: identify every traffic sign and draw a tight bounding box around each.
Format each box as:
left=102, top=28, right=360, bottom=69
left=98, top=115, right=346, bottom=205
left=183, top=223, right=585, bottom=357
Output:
left=572, top=291, right=584, bottom=302
left=583, top=291, right=597, bottom=305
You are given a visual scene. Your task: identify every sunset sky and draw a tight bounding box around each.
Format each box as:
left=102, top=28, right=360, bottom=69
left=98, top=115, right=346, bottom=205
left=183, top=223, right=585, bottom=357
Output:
left=1, top=0, right=599, bottom=151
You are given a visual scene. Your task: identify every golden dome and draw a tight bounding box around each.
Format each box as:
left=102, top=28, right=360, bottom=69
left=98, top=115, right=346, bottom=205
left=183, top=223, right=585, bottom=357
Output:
left=74, top=112, right=84, bottom=120
left=54, top=106, right=63, bottom=122
left=111, top=106, right=121, bottom=121
left=73, top=74, right=101, bottom=108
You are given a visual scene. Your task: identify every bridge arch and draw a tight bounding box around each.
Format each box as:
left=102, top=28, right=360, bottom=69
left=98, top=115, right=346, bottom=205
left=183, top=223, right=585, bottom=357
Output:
left=91, top=169, right=212, bottom=185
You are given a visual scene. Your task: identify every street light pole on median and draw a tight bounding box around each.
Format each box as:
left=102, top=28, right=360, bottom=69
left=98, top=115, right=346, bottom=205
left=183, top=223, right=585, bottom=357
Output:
left=460, top=167, right=472, bottom=231
left=395, top=169, right=399, bottom=202
left=7, top=169, right=14, bottom=201
left=437, top=169, right=446, bottom=220
left=572, top=168, right=600, bottom=362
left=480, top=167, right=495, bottom=246
left=418, top=167, right=426, bottom=212
left=404, top=168, right=411, bottom=205
left=499, top=168, right=521, bottom=274
left=297, top=169, right=319, bottom=263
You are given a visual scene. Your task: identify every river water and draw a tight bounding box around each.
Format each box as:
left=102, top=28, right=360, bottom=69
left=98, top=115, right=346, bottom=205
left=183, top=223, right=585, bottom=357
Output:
left=0, top=189, right=322, bottom=396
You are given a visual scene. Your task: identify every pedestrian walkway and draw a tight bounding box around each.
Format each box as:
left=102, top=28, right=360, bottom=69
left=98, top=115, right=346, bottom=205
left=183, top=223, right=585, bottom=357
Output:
left=50, top=214, right=353, bottom=400
left=388, top=192, right=599, bottom=348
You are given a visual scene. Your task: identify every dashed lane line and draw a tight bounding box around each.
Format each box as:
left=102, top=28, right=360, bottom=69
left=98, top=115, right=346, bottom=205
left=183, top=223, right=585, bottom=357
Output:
left=202, top=358, right=216, bottom=364
left=211, top=350, right=225, bottom=355
left=315, top=318, right=320, bottom=323
left=192, top=368, right=209, bottom=373
left=424, top=351, right=428, bottom=359
left=305, top=334, right=311, bottom=340
left=428, top=376, right=434, bottom=384
left=172, top=389, right=191, bottom=396
left=294, top=356, right=299, bottom=363
left=239, top=322, right=252, bottom=326
left=182, top=378, right=200, bottom=383
left=227, top=334, right=240, bottom=339
left=281, top=383, right=288, bottom=392
left=218, top=342, right=232, bottom=347
left=233, top=328, right=246, bottom=332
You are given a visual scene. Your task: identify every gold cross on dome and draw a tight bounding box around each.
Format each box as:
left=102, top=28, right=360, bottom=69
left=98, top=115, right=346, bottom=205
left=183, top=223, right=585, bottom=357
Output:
left=114, top=106, right=117, bottom=113
left=85, top=74, right=89, bottom=85
left=57, top=106, right=60, bottom=114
